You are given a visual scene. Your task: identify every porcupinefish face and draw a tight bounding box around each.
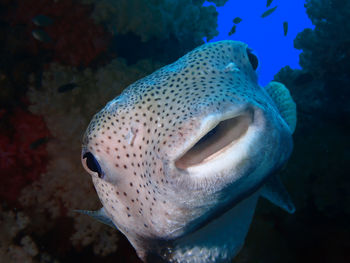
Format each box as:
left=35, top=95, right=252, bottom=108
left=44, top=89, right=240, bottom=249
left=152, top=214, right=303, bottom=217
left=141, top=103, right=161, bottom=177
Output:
left=81, top=40, right=295, bottom=262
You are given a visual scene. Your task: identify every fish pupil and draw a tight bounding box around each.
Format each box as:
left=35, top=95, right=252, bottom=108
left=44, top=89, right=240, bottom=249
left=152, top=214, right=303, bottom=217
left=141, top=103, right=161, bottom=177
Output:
left=83, top=152, right=103, bottom=178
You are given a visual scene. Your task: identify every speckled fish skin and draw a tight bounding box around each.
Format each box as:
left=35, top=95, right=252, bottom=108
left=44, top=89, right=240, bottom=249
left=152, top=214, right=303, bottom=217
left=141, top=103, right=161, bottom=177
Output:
left=81, top=40, right=293, bottom=262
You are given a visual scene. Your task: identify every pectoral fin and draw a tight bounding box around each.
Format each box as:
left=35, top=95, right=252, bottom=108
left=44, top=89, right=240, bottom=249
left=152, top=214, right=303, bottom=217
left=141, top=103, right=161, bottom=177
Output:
left=261, top=175, right=295, bottom=214
left=74, top=207, right=117, bottom=229
left=265, top=81, right=297, bottom=133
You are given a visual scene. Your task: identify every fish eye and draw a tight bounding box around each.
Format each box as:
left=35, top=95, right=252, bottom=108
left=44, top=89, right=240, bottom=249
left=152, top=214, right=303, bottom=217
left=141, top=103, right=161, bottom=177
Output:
left=246, top=48, right=258, bottom=70
left=83, top=152, right=103, bottom=178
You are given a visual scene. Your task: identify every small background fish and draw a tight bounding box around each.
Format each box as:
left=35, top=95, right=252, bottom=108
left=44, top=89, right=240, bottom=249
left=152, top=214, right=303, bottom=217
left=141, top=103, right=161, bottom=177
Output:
left=261, top=6, right=278, bottom=18
left=32, top=14, right=54, bottom=27
left=283, top=21, right=288, bottom=36
left=233, top=17, right=242, bottom=24
left=29, top=137, right=50, bottom=150
left=32, top=29, right=52, bottom=42
left=57, top=83, right=79, bottom=93
left=229, top=25, right=237, bottom=35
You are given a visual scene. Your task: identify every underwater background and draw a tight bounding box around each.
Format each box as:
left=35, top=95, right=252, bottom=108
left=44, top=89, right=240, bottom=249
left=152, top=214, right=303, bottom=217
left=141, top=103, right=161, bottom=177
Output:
left=0, top=0, right=349, bottom=262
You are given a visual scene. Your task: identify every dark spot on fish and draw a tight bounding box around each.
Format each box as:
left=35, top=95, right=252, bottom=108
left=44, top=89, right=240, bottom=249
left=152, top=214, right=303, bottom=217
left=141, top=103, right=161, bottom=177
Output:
left=57, top=83, right=78, bottom=93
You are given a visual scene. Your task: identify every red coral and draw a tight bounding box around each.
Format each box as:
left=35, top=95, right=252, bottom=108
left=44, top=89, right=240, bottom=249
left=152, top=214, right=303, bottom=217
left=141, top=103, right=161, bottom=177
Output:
left=0, top=107, right=49, bottom=204
left=8, top=0, right=111, bottom=67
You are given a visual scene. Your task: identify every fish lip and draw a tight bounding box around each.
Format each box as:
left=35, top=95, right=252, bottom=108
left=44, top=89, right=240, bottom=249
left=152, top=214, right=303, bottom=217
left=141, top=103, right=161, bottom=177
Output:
left=173, top=105, right=257, bottom=174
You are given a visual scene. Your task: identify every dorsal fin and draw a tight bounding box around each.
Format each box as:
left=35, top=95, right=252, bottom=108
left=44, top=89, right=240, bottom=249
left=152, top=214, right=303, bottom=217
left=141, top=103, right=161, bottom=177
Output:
left=74, top=207, right=117, bottom=229
left=260, top=175, right=295, bottom=214
left=265, top=81, right=297, bottom=133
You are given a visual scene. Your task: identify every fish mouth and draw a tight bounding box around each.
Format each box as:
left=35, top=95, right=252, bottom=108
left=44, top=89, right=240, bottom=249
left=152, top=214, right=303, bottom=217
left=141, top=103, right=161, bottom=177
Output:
left=175, top=108, right=256, bottom=173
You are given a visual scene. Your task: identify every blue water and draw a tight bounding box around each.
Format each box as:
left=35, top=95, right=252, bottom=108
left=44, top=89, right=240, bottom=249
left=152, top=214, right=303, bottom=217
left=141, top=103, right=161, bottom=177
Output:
left=205, top=0, right=314, bottom=85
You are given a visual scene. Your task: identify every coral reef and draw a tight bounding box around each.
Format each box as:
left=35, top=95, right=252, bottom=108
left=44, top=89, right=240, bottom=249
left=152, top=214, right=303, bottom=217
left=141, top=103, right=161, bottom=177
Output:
left=294, top=0, right=350, bottom=80
left=80, top=0, right=220, bottom=44
left=0, top=205, right=36, bottom=263
left=292, top=0, right=350, bottom=125
left=206, top=0, right=229, bottom=6
left=0, top=203, right=63, bottom=263
left=8, top=0, right=111, bottom=67
left=0, top=18, right=45, bottom=107
left=0, top=107, right=49, bottom=204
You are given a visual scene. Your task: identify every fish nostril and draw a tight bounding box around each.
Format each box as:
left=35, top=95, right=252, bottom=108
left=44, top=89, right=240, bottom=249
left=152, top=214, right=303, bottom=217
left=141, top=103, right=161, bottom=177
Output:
left=83, top=152, right=103, bottom=178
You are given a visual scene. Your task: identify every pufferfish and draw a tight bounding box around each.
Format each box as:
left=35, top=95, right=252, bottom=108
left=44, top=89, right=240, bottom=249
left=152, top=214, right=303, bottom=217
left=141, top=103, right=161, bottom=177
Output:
left=79, top=40, right=297, bottom=263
